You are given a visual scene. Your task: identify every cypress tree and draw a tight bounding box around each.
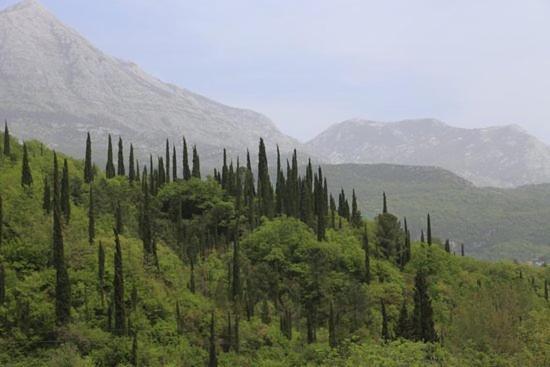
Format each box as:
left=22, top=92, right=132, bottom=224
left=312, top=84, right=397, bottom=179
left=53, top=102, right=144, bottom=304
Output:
left=444, top=239, right=451, bottom=253
left=172, top=146, right=177, bottom=181
left=461, top=243, right=465, bottom=257
left=53, top=167, right=71, bottom=325
left=382, top=192, right=388, bottom=214
left=3, top=121, right=10, bottom=156
left=257, top=138, right=274, bottom=218
left=420, top=230, right=425, bottom=244
left=98, top=241, right=105, bottom=307
left=544, top=280, right=548, bottom=302
left=192, top=145, right=201, bottom=179
left=381, top=300, right=390, bottom=341
left=42, top=177, right=51, bottom=214
left=363, top=226, right=371, bottom=284
left=329, top=194, right=336, bottom=228
left=396, top=299, right=410, bottom=339
left=141, top=182, right=154, bottom=265
left=113, top=230, right=126, bottom=336
left=158, top=157, right=166, bottom=187
left=176, top=301, right=183, bottom=335
left=260, top=300, right=271, bottom=324
left=115, top=202, right=123, bottom=235
left=412, top=270, right=437, bottom=342
left=165, top=139, right=170, bottom=183
left=427, top=214, right=432, bottom=246
left=0, top=263, right=4, bottom=304
left=243, top=150, right=256, bottom=229
left=136, top=160, right=140, bottom=184
left=106, top=135, right=116, bottom=178
left=128, top=144, right=136, bottom=183
left=88, top=188, right=95, bottom=245
left=182, top=137, right=191, bottom=180
left=275, top=145, right=285, bottom=215
left=232, top=239, right=241, bottom=302
left=0, top=195, right=3, bottom=248
left=328, top=301, right=337, bottom=348
left=84, top=132, right=93, bottom=183
left=209, top=312, right=217, bottom=367
left=233, top=311, right=240, bottom=353
left=117, top=137, right=125, bottom=176
left=221, top=149, right=228, bottom=190
left=351, top=189, right=362, bottom=227
left=60, top=159, right=71, bottom=223
left=21, top=143, right=33, bottom=187
left=130, top=332, right=138, bottom=366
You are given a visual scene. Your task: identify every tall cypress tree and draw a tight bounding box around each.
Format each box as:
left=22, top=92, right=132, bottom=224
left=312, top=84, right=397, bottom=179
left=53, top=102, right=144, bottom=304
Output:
left=130, top=332, right=138, bottom=366
left=128, top=144, right=136, bottom=183
left=232, top=237, right=241, bottom=302
left=257, top=138, right=273, bottom=218
left=0, top=263, right=5, bottom=305
left=182, top=137, right=191, bottom=180
left=98, top=241, right=105, bottom=307
left=396, top=299, right=410, bottom=339
left=172, top=146, right=177, bottom=181
left=113, top=230, right=126, bottom=336
left=427, top=214, right=432, bottom=246
left=444, top=239, right=451, bottom=253
left=43, top=177, right=51, bottom=214
left=84, top=132, right=93, bottom=183
left=192, top=146, right=201, bottom=179
left=209, top=312, right=217, bottom=367
left=2, top=121, right=10, bottom=156
left=165, top=139, right=170, bottom=183
left=0, top=195, right=3, bottom=248
left=117, top=137, right=125, bottom=176
left=328, top=301, right=337, bottom=348
left=275, top=146, right=285, bottom=215
left=115, top=202, right=123, bottom=235
left=60, top=159, right=71, bottom=223
left=21, top=143, right=33, bottom=187
left=351, top=189, right=362, bottom=227
left=106, top=135, right=116, bottom=178
left=544, top=279, right=549, bottom=302
left=52, top=157, right=71, bottom=325
left=88, top=188, right=95, bottom=245
left=363, top=226, right=371, bottom=284
left=382, top=192, right=388, bottom=214
left=244, top=150, right=256, bottom=230
left=461, top=243, right=465, bottom=257
left=221, top=149, right=228, bottom=190
left=141, top=182, right=154, bottom=265
left=412, top=270, right=437, bottom=342
left=381, top=300, right=390, bottom=341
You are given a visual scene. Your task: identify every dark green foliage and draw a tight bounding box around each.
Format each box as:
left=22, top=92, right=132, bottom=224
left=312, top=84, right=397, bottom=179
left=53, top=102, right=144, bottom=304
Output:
left=461, top=243, right=465, bottom=257
left=351, top=189, right=362, bottom=227
left=445, top=239, right=451, bottom=253
left=88, top=188, right=95, bottom=245
left=275, top=146, right=285, bottom=215
left=0, top=195, right=3, bottom=248
left=60, top=159, right=71, bottom=223
left=113, top=230, right=126, bottom=336
left=363, top=226, right=371, bottom=284
left=98, top=241, right=105, bottom=306
left=130, top=332, right=138, bottom=366
left=172, top=146, right=177, bottom=181
left=84, top=132, right=93, bottom=183
left=376, top=212, right=403, bottom=263
left=182, top=136, right=191, bottom=180
left=165, top=139, right=170, bottom=183
left=0, top=263, right=5, bottom=304
left=257, top=138, right=274, bottom=218
left=53, top=174, right=71, bottom=325
left=115, top=201, right=123, bottom=235
left=544, top=280, right=548, bottom=302
left=117, top=137, right=125, bottom=176
left=328, top=302, right=337, bottom=348
left=192, top=145, right=201, bottom=179
left=381, top=300, right=390, bottom=341
left=42, top=177, right=51, bottom=214
left=128, top=144, right=136, bottom=183
left=21, top=143, right=33, bottom=187
left=383, top=192, right=388, bottom=214
left=232, top=238, right=241, bottom=302
left=427, top=214, right=432, bottom=246
left=412, top=270, right=437, bottom=342
left=209, top=312, right=217, bottom=367
left=176, top=301, right=183, bottom=335
left=3, top=121, right=10, bottom=156
left=106, top=135, right=116, bottom=178
left=396, top=299, right=411, bottom=339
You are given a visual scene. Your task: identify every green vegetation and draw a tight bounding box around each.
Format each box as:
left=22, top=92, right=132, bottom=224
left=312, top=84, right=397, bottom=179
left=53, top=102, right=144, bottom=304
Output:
left=0, top=129, right=548, bottom=366
left=322, top=163, right=550, bottom=261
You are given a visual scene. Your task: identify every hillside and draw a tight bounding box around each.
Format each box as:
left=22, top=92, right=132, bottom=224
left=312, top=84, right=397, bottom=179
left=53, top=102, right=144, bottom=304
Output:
left=308, top=118, right=550, bottom=187
left=0, top=130, right=549, bottom=366
left=0, top=0, right=304, bottom=168
left=322, top=163, right=550, bottom=261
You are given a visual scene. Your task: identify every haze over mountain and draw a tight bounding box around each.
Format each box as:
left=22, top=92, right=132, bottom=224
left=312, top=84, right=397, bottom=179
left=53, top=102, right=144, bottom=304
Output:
left=308, top=119, right=550, bottom=187
left=0, top=0, right=303, bottom=167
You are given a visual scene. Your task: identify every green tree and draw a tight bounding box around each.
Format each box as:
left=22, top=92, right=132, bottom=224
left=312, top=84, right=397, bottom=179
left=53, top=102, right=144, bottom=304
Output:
left=192, top=145, right=201, bottom=179
left=2, top=121, right=10, bottom=156
left=172, top=146, right=177, bottom=181
left=130, top=332, right=138, bottom=366
left=21, top=143, right=33, bottom=187
left=106, top=135, right=116, bottom=178
left=412, top=270, right=437, bottom=342
left=84, top=132, right=93, bottom=183
left=0, top=195, right=3, bottom=248
left=351, top=189, right=362, bottom=227
left=113, top=230, right=126, bottom=336
left=381, top=300, right=390, bottom=341
left=42, top=177, right=51, bottom=214
left=182, top=136, right=191, bottom=180
left=383, top=192, right=388, bottom=214
left=115, top=202, right=123, bottom=235
left=209, top=312, right=217, bottom=367
left=98, top=241, right=105, bottom=307
left=257, top=138, right=274, bottom=218
left=396, top=299, right=410, bottom=339
left=165, top=139, right=170, bottom=183
left=88, top=187, right=95, bottom=245
left=0, top=263, right=5, bottom=304
left=128, top=144, right=136, bottom=183
left=328, top=301, right=337, bottom=348
left=376, top=212, right=403, bottom=262
left=60, top=159, right=71, bottom=223
left=363, top=226, right=371, bottom=284
left=427, top=213, right=432, bottom=246
left=117, top=137, right=125, bottom=176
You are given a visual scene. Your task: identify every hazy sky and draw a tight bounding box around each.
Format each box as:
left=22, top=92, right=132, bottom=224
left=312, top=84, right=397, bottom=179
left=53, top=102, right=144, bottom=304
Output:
left=3, top=0, right=550, bottom=143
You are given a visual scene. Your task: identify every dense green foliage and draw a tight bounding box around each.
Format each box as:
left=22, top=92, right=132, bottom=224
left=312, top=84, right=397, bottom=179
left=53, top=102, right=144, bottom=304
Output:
left=0, top=131, right=548, bottom=366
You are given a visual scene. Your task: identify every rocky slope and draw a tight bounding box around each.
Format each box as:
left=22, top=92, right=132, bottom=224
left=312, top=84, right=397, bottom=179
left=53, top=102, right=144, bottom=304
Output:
left=308, top=118, right=550, bottom=187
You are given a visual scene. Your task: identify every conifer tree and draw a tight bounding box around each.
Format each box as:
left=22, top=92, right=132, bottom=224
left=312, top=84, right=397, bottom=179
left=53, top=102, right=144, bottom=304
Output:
left=381, top=300, right=390, bottom=341
left=182, top=137, right=191, bottom=180
left=0, top=195, right=3, bottom=248
left=233, top=311, right=240, bottom=353
left=0, top=263, right=4, bottom=304
left=427, top=214, right=432, bottom=246
left=113, top=230, right=126, bottom=336
left=363, top=226, right=371, bottom=284
left=420, top=230, right=425, bottom=244
left=52, top=162, right=71, bottom=325
left=158, top=157, right=166, bottom=187
left=88, top=188, right=95, bottom=245
left=140, top=182, right=154, bottom=265
left=209, top=312, right=217, bottom=367
left=165, top=139, right=170, bottom=183
left=243, top=150, right=256, bottom=229
left=275, top=146, right=285, bottom=215
left=172, top=146, right=177, bottom=181
left=412, top=270, right=437, bottom=342
left=136, top=160, right=140, bottom=184
left=328, top=302, right=337, bottom=348
left=232, top=238, right=241, bottom=302
left=106, top=135, right=116, bottom=178
left=383, top=192, right=388, bottom=214
left=117, top=137, right=125, bottom=176
left=84, top=132, right=93, bottom=183
left=396, top=299, right=410, bottom=339
left=351, top=189, right=362, bottom=227
left=192, top=145, right=201, bottom=179
left=461, top=243, right=465, bottom=257
left=42, top=177, right=51, bottom=214
left=98, top=241, right=105, bottom=307
left=445, top=239, right=451, bottom=253
left=257, top=138, right=274, bottom=218
left=128, top=144, right=136, bottom=183
left=130, top=332, right=138, bottom=366
left=176, top=301, right=183, bottom=335
left=3, top=121, right=10, bottom=156
left=60, top=159, right=71, bottom=223
left=221, top=149, right=228, bottom=190
left=544, top=279, right=548, bottom=302
left=21, top=143, right=33, bottom=187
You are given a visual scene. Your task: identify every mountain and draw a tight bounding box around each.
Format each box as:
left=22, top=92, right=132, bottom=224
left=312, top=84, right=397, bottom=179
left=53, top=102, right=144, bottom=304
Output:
left=308, top=118, right=550, bottom=187
left=322, top=163, right=550, bottom=261
left=0, top=0, right=303, bottom=167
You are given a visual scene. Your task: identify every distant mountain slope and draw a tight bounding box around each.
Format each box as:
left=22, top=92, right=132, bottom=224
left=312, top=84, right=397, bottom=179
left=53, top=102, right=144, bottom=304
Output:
left=308, top=119, right=550, bottom=187
left=0, top=0, right=303, bottom=167
left=322, top=163, right=550, bottom=261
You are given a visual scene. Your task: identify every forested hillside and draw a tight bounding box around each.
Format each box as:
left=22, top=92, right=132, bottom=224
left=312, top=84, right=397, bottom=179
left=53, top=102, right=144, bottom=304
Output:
left=0, top=125, right=548, bottom=366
